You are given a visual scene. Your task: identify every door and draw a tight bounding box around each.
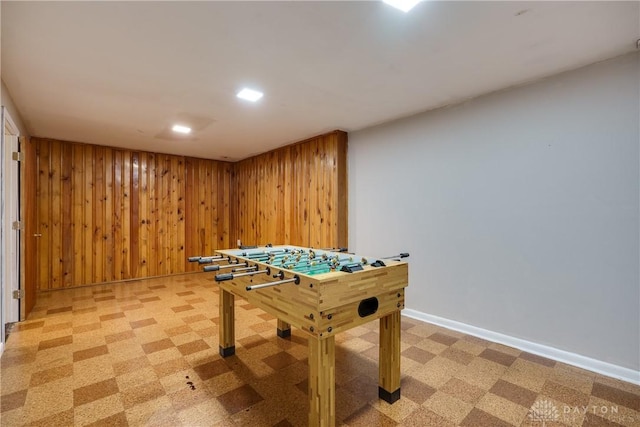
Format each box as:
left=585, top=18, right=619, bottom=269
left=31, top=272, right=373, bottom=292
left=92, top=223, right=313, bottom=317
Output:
left=1, top=106, right=20, bottom=346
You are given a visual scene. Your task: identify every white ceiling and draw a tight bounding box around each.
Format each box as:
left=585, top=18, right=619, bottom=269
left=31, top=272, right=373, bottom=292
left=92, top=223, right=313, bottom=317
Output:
left=2, top=1, right=638, bottom=161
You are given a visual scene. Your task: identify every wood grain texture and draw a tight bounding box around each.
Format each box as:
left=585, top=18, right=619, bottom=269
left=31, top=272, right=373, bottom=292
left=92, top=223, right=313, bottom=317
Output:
left=214, top=246, right=408, bottom=339
left=379, top=311, right=402, bottom=395
left=231, top=130, right=348, bottom=249
left=219, top=289, right=236, bottom=351
left=214, top=245, right=407, bottom=427
left=33, top=138, right=231, bottom=289
left=32, top=130, right=347, bottom=290
left=308, top=335, right=336, bottom=427
left=36, top=139, right=51, bottom=290
left=20, top=136, right=37, bottom=318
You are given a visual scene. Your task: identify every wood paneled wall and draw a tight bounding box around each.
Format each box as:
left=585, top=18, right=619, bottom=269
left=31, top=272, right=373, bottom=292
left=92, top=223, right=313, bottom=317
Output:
left=20, top=136, right=37, bottom=316
left=32, top=130, right=346, bottom=290
left=231, top=130, right=347, bottom=249
left=33, top=138, right=231, bottom=289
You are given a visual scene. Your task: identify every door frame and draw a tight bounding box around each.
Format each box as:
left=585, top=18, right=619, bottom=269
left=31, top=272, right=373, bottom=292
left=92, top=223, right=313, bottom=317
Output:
left=1, top=106, right=21, bottom=351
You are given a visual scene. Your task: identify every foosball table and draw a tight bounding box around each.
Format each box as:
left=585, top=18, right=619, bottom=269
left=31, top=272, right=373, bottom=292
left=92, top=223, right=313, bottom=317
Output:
left=189, top=245, right=409, bottom=426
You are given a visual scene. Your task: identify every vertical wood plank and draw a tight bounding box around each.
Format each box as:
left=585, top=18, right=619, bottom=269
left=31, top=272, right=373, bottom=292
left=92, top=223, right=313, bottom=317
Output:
left=210, top=162, right=218, bottom=248
left=197, top=158, right=203, bottom=255
left=61, top=142, right=73, bottom=287
left=276, top=150, right=285, bottom=244
left=198, top=161, right=207, bottom=255
left=222, top=163, right=231, bottom=248
left=184, top=157, right=196, bottom=269
left=104, top=148, right=114, bottom=282
left=113, top=150, right=123, bottom=281
left=163, top=155, right=172, bottom=275
left=37, top=141, right=51, bottom=290
left=130, top=152, right=139, bottom=278
left=283, top=147, right=292, bottom=244
left=170, top=156, right=179, bottom=274
left=301, top=143, right=311, bottom=245
left=50, top=140, right=62, bottom=289
left=309, top=138, right=321, bottom=248
left=21, top=136, right=38, bottom=317
left=157, top=154, right=165, bottom=276
left=292, top=144, right=303, bottom=246
left=209, top=161, right=218, bottom=251
left=139, top=152, right=149, bottom=277
left=227, top=162, right=236, bottom=249
left=71, top=145, right=84, bottom=286
left=84, top=145, right=95, bottom=286
left=148, top=153, right=157, bottom=277
left=122, top=152, right=131, bottom=279
left=235, top=164, right=243, bottom=245
left=94, top=147, right=104, bottom=283
left=176, top=157, right=186, bottom=273
left=336, top=131, right=348, bottom=248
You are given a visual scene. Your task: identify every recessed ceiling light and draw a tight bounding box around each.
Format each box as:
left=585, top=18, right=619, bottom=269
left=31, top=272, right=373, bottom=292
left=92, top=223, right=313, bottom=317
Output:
left=237, top=88, right=264, bottom=102
left=383, top=0, right=421, bottom=12
left=172, top=124, right=191, bottom=134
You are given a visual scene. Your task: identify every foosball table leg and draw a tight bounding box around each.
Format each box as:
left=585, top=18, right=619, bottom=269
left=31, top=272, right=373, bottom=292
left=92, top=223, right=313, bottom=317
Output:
left=219, top=289, right=236, bottom=357
left=308, top=335, right=336, bottom=427
left=379, top=311, right=401, bottom=403
left=277, top=319, right=291, bottom=338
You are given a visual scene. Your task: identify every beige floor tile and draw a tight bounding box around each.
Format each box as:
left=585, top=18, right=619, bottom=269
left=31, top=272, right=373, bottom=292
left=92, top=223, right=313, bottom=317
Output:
left=2, top=273, right=638, bottom=427
left=21, top=377, right=74, bottom=424
left=423, top=390, right=474, bottom=425
left=475, top=392, right=530, bottom=426
left=74, top=394, right=124, bottom=427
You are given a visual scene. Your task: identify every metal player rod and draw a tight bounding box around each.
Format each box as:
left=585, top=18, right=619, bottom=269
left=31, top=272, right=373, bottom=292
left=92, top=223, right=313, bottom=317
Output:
left=232, top=266, right=257, bottom=272
left=246, top=275, right=300, bottom=291
left=198, top=256, right=230, bottom=264
left=203, top=262, right=247, bottom=272
left=381, top=253, right=410, bottom=260
left=244, top=249, right=288, bottom=258
left=188, top=255, right=225, bottom=263
left=216, top=268, right=270, bottom=282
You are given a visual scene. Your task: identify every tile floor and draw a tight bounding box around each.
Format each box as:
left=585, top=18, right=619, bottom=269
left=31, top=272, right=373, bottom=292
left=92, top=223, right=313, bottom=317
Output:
left=1, top=273, right=638, bottom=426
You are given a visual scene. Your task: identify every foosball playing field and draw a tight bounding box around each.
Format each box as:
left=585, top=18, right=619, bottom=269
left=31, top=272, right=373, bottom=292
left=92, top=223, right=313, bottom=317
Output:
left=189, top=246, right=409, bottom=427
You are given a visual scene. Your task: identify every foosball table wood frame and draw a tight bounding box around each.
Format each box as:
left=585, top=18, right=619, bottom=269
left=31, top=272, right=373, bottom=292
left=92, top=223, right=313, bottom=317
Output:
left=211, top=246, right=409, bottom=427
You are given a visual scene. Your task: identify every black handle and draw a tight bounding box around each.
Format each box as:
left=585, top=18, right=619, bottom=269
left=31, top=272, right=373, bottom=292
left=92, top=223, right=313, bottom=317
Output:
left=215, top=273, right=234, bottom=282
left=203, top=265, right=220, bottom=272
left=188, top=257, right=200, bottom=262
left=198, top=258, right=213, bottom=264
left=399, top=253, right=410, bottom=258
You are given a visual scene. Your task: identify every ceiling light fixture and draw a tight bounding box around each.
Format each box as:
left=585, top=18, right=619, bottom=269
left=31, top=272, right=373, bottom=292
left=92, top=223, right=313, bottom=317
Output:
left=383, top=0, right=421, bottom=12
left=237, top=88, right=264, bottom=102
left=172, top=124, right=192, bottom=134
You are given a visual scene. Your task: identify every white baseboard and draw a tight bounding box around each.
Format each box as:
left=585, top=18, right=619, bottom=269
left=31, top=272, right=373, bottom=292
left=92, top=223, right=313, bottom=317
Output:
left=403, top=309, right=640, bottom=386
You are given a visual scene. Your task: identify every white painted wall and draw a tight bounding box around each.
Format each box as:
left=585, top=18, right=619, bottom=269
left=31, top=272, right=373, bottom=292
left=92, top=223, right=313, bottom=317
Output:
left=349, top=53, right=639, bottom=372
left=1, top=80, right=28, bottom=135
